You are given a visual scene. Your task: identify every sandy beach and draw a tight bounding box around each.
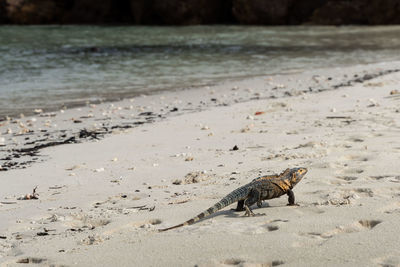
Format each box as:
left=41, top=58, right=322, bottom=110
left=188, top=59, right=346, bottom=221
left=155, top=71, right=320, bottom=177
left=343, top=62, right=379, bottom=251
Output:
left=1, top=62, right=400, bottom=266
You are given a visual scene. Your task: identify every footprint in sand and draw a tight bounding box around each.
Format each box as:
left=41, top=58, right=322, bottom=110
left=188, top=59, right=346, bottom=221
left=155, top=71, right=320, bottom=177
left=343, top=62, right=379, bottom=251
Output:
left=355, top=188, right=374, bottom=197
left=308, top=219, right=382, bottom=239
left=16, top=257, right=47, bottom=264
left=248, top=221, right=283, bottom=233
left=138, top=219, right=162, bottom=229
left=368, top=175, right=393, bottom=181
left=378, top=202, right=400, bottom=214
left=92, top=193, right=155, bottom=215
left=313, top=190, right=359, bottom=206
left=198, top=219, right=289, bottom=235
left=297, top=219, right=382, bottom=247
left=390, top=176, right=400, bottom=183
left=341, top=154, right=371, bottom=162
left=258, top=219, right=289, bottom=234
left=80, top=234, right=104, bottom=245
left=357, top=220, right=382, bottom=229
left=336, top=176, right=358, bottom=181
left=343, top=168, right=364, bottom=175
left=102, top=218, right=162, bottom=236
left=267, top=225, right=279, bottom=232
left=347, top=136, right=365, bottom=143
left=124, top=218, right=162, bottom=230
left=372, top=255, right=400, bottom=267
left=196, top=258, right=285, bottom=267
left=63, top=213, right=111, bottom=231
left=299, top=206, right=325, bottom=214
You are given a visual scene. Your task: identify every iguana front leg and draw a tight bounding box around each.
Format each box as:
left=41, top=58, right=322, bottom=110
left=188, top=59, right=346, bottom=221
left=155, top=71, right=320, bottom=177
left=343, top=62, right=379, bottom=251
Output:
left=287, top=189, right=299, bottom=206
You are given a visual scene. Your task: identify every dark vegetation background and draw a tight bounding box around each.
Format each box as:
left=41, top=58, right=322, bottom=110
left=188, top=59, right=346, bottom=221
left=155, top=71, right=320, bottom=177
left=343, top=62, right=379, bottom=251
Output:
left=1, top=0, right=400, bottom=25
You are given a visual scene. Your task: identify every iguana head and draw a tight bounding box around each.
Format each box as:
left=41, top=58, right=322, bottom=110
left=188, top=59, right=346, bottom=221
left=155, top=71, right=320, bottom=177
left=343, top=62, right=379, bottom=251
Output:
left=289, top=167, right=307, bottom=186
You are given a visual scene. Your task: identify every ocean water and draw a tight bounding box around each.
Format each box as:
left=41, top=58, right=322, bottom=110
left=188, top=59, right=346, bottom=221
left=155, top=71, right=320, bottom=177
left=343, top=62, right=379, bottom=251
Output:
left=1, top=25, right=400, bottom=117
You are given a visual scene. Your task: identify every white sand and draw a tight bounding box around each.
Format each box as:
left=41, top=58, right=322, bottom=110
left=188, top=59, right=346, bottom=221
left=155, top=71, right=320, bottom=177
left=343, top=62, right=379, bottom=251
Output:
left=1, top=62, right=400, bottom=266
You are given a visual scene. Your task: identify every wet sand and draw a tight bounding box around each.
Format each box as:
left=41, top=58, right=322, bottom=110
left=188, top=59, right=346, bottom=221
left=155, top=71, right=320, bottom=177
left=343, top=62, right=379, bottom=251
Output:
left=1, top=62, right=400, bottom=266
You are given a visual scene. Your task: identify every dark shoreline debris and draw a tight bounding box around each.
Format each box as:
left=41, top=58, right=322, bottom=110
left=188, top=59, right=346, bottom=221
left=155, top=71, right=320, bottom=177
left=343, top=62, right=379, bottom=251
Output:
left=18, top=186, right=39, bottom=200
left=332, top=69, right=400, bottom=89
left=0, top=201, right=17, bottom=204
left=326, top=116, right=352, bottom=119
left=36, top=232, right=49, bottom=236
left=17, top=257, right=47, bottom=264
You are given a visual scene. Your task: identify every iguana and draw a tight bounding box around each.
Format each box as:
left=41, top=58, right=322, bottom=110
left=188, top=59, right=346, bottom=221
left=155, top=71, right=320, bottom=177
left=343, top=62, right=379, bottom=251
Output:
left=159, top=167, right=307, bottom=232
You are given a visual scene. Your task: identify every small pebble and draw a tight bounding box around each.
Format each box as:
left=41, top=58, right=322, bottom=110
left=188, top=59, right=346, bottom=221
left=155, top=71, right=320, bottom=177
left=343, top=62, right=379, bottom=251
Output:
left=231, top=145, right=239, bottom=151
left=368, top=98, right=378, bottom=107
left=65, top=165, right=80, bottom=171
left=172, top=179, right=182, bottom=185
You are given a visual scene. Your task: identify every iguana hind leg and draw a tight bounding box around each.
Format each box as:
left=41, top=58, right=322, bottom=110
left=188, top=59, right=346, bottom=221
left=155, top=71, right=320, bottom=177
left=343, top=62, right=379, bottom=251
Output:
left=235, top=200, right=245, bottom=211
left=244, top=189, right=261, bottom=216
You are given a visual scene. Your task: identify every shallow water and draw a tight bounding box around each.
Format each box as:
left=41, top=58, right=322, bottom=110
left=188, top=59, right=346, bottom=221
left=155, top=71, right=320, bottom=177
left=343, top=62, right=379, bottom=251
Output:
left=1, top=25, right=400, bottom=117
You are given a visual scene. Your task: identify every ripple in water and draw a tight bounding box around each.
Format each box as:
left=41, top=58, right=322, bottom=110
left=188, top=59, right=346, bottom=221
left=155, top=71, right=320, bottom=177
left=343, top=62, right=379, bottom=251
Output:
left=1, top=25, right=400, bottom=117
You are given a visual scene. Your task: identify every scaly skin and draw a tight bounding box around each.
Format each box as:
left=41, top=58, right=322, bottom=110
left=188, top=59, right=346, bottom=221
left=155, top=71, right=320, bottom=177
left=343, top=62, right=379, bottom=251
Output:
left=159, top=167, right=307, bottom=232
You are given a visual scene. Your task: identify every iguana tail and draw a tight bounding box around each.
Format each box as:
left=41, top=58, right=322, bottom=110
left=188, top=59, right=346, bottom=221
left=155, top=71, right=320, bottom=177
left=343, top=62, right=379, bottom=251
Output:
left=158, top=184, right=251, bottom=232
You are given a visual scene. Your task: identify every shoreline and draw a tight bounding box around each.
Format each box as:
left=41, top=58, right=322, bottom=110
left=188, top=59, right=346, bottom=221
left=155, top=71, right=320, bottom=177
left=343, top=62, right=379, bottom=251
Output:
left=0, top=59, right=385, bottom=121
left=1, top=61, right=399, bottom=172
left=1, top=61, right=400, bottom=266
